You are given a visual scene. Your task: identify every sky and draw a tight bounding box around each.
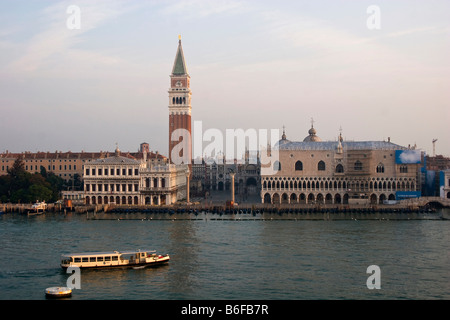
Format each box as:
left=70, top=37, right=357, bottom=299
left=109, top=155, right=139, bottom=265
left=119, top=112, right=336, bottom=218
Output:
left=0, top=0, right=449, bottom=157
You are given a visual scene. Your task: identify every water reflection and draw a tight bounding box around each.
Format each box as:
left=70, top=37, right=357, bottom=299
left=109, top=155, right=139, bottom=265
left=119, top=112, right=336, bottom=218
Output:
left=166, top=221, right=200, bottom=298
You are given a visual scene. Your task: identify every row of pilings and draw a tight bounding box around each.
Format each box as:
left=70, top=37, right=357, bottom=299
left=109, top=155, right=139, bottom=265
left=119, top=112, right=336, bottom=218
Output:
left=83, top=203, right=442, bottom=220
left=1, top=202, right=443, bottom=220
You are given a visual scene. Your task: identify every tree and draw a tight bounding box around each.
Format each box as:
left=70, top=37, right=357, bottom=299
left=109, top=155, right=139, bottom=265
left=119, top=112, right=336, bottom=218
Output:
left=0, top=158, right=66, bottom=203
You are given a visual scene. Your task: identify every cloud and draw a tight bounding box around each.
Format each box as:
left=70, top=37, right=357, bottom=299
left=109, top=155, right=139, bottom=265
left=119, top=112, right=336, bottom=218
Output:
left=160, top=0, right=246, bottom=19
left=5, top=0, right=133, bottom=75
left=398, top=150, right=421, bottom=164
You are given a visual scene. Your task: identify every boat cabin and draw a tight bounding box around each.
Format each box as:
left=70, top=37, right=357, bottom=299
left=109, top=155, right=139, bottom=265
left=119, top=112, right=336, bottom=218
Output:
left=60, top=250, right=168, bottom=269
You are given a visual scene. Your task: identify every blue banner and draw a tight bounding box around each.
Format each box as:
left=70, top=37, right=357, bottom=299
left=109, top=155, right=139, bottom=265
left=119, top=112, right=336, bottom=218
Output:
left=395, top=150, right=421, bottom=164
left=396, top=191, right=421, bottom=200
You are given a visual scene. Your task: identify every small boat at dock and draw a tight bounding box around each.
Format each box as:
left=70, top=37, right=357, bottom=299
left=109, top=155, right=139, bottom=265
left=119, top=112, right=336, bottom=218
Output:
left=27, top=201, right=47, bottom=215
left=60, top=250, right=170, bottom=269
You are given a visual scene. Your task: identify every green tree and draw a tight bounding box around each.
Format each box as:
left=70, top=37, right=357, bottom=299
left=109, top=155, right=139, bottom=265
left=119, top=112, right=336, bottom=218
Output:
left=0, top=158, right=66, bottom=203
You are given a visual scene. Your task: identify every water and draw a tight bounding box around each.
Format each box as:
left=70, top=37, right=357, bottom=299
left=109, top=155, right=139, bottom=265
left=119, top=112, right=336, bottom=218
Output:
left=1, top=213, right=449, bottom=300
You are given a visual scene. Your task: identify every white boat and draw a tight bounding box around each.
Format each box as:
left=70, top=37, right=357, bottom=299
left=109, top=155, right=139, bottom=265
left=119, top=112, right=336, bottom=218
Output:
left=60, top=250, right=170, bottom=269
left=27, top=201, right=47, bottom=215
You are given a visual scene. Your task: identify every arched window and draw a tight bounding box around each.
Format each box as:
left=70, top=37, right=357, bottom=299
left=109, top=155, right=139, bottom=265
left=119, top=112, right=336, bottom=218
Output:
left=336, top=164, right=344, bottom=173
left=400, top=165, right=408, bottom=173
left=318, top=161, right=325, bottom=171
left=354, top=161, right=363, bottom=171
left=273, top=161, right=281, bottom=172
left=295, top=161, right=303, bottom=171
left=376, top=163, right=384, bottom=173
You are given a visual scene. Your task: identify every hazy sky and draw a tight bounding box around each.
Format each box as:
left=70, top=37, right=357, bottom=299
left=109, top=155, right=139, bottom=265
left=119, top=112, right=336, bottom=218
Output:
left=1, top=0, right=449, bottom=157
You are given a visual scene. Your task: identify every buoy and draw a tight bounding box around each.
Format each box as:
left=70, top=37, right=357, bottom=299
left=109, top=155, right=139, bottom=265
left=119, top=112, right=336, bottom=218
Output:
left=45, top=287, right=72, bottom=298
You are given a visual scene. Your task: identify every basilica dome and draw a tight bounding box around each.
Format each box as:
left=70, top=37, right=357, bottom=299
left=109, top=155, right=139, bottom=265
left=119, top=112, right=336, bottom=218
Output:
left=303, top=125, right=322, bottom=142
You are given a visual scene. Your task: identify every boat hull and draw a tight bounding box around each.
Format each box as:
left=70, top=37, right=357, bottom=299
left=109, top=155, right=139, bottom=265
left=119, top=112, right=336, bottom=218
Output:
left=61, top=257, right=170, bottom=270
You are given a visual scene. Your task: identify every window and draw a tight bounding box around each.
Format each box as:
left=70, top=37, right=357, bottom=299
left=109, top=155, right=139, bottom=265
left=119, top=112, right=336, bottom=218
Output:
left=354, top=161, right=363, bottom=171
left=112, top=256, right=118, bottom=261
left=336, top=164, right=344, bottom=173
left=400, top=165, right=408, bottom=173
left=74, top=258, right=81, bottom=263
left=105, top=256, right=111, bottom=262
left=295, top=161, right=303, bottom=171
left=97, top=256, right=104, bottom=262
left=376, top=163, right=384, bottom=173
left=82, top=257, right=89, bottom=262
left=89, top=257, right=96, bottom=262
left=318, top=161, right=325, bottom=171
left=273, top=161, right=281, bottom=172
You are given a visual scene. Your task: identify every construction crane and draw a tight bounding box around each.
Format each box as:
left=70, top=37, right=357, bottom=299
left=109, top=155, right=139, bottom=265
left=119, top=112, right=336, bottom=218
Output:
left=432, top=139, right=438, bottom=156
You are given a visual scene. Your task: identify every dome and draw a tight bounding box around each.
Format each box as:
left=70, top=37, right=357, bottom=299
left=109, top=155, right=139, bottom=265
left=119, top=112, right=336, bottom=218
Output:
left=276, top=126, right=290, bottom=146
left=303, top=125, right=321, bottom=142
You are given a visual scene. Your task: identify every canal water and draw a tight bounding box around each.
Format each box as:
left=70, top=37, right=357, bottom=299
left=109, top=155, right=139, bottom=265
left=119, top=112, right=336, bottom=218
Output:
left=0, top=212, right=449, bottom=300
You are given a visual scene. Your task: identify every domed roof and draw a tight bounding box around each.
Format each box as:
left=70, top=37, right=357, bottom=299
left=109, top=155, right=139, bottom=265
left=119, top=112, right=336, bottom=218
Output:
left=276, top=126, right=290, bottom=147
left=303, top=125, right=321, bottom=142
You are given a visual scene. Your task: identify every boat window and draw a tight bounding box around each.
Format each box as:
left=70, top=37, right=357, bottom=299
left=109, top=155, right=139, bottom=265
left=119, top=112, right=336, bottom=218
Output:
left=74, top=257, right=81, bottom=263
left=105, top=256, right=111, bottom=262
left=97, top=256, right=104, bottom=262
left=112, top=256, right=118, bottom=261
left=89, top=257, right=96, bottom=262
left=82, top=257, right=89, bottom=262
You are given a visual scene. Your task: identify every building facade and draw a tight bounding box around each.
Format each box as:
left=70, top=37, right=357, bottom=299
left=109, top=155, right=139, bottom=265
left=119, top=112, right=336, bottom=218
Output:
left=0, top=143, right=167, bottom=182
left=83, top=146, right=188, bottom=206
left=261, top=126, right=422, bottom=205
left=440, top=170, right=450, bottom=199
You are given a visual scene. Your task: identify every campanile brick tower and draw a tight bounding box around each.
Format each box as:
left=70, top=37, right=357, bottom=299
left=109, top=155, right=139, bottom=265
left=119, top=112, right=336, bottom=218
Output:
left=168, top=37, right=192, bottom=165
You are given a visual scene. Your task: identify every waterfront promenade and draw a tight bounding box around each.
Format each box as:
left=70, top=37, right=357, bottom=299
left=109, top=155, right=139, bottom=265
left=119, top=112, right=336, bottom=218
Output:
left=2, top=191, right=449, bottom=220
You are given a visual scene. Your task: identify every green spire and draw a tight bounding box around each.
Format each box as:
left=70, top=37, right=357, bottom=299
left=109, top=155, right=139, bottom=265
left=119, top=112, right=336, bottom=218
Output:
left=172, top=38, right=188, bottom=75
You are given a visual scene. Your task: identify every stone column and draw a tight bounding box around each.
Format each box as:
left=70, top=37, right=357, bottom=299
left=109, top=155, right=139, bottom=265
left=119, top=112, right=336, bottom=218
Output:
left=186, top=168, right=190, bottom=204
left=230, top=172, right=236, bottom=204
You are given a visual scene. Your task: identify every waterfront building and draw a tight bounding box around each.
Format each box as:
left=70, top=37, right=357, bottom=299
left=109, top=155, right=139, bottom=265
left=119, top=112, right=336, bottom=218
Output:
left=261, top=125, right=423, bottom=205
left=140, top=162, right=188, bottom=205
left=168, top=37, right=192, bottom=165
left=440, top=170, right=450, bottom=199
left=83, top=146, right=188, bottom=206
left=0, top=142, right=167, bottom=182
left=191, top=151, right=261, bottom=197
left=83, top=146, right=144, bottom=205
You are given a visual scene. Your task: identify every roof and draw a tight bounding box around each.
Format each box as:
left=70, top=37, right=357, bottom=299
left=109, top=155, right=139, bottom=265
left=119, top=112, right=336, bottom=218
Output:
left=62, top=250, right=156, bottom=257
left=89, top=155, right=141, bottom=165
left=172, top=40, right=188, bottom=75
left=276, top=140, right=408, bottom=151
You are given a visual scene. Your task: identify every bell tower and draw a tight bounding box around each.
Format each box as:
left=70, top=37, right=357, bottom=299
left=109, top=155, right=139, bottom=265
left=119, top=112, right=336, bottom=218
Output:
left=168, top=36, right=192, bottom=164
